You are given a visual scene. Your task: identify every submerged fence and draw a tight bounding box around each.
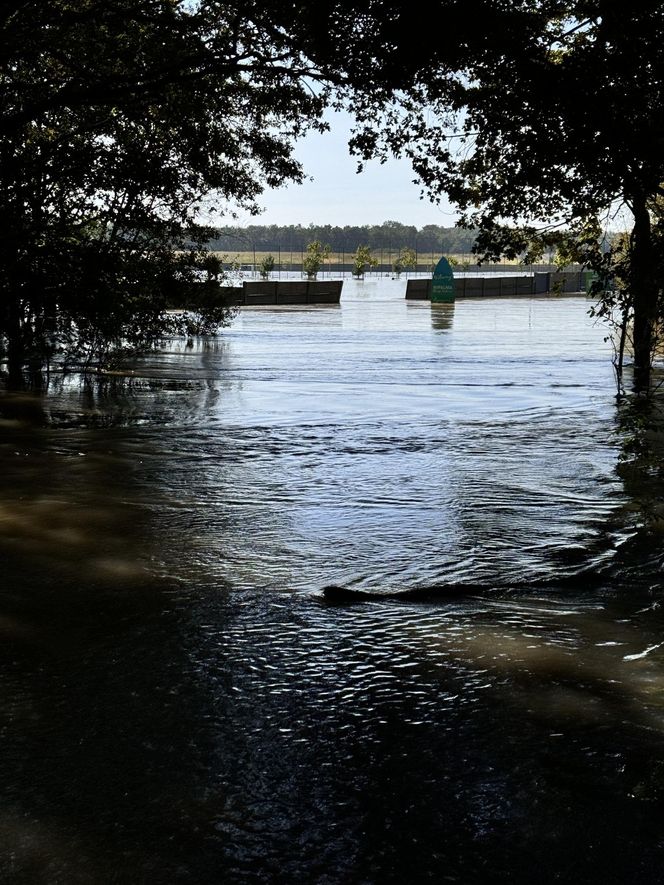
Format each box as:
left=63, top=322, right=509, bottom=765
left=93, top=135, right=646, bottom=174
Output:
left=178, top=271, right=588, bottom=312
left=406, top=271, right=587, bottom=299
left=216, top=250, right=584, bottom=279
left=219, top=280, right=343, bottom=305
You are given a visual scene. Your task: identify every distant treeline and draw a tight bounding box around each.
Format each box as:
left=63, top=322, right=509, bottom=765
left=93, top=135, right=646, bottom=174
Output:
left=208, top=221, right=478, bottom=254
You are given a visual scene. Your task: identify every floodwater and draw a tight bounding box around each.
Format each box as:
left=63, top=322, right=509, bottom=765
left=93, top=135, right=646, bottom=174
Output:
left=2, top=280, right=664, bottom=883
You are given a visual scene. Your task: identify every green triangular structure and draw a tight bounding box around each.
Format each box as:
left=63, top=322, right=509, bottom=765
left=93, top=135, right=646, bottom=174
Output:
left=431, top=256, right=455, bottom=303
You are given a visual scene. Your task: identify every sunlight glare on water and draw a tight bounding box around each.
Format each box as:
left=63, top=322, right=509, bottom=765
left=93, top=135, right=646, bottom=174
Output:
left=140, top=280, right=623, bottom=592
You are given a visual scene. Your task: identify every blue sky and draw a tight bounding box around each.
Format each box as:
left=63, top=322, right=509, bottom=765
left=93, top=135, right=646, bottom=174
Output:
left=252, top=111, right=460, bottom=228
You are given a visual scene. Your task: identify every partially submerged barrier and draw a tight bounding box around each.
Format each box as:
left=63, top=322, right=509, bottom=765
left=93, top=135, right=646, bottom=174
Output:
left=227, top=280, right=343, bottom=305
left=406, top=271, right=586, bottom=300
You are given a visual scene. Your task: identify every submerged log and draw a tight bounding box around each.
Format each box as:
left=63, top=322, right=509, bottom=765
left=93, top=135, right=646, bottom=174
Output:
left=322, top=570, right=606, bottom=604
left=321, top=584, right=486, bottom=604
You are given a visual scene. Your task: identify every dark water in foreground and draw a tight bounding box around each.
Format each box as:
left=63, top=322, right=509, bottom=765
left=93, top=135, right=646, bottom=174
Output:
left=2, top=282, right=664, bottom=883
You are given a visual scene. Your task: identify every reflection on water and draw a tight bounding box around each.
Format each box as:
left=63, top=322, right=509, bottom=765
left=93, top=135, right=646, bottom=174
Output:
left=430, top=302, right=456, bottom=332
left=1, top=282, right=664, bottom=882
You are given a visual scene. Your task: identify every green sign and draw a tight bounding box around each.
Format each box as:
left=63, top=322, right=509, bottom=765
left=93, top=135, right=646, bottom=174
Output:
left=431, top=256, right=455, bottom=303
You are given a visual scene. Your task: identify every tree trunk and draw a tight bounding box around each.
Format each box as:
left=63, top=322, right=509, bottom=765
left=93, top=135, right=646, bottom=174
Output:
left=6, top=301, right=25, bottom=389
left=630, top=196, right=655, bottom=392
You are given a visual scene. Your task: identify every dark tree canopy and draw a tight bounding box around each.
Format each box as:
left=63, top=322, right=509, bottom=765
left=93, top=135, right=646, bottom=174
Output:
left=3, top=0, right=664, bottom=388
left=338, top=1, right=664, bottom=388
left=0, top=0, right=335, bottom=382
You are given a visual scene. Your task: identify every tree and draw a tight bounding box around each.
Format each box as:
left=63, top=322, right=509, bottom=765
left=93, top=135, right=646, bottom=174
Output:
left=351, top=245, right=378, bottom=277
left=302, top=241, right=331, bottom=279
left=259, top=256, right=276, bottom=279
left=341, top=1, right=664, bottom=390
left=0, top=0, right=332, bottom=384
left=12, top=0, right=663, bottom=391
left=392, top=247, right=416, bottom=277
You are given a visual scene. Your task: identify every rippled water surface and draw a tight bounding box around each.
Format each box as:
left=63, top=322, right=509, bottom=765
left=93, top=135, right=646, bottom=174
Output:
left=2, top=282, right=664, bottom=883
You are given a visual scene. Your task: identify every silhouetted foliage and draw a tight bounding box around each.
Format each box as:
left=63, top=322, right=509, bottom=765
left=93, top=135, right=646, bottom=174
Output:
left=6, top=0, right=663, bottom=391
left=341, top=2, right=664, bottom=389
left=0, top=0, right=332, bottom=383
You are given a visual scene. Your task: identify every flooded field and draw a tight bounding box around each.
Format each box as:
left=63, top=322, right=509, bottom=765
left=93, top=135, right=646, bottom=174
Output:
left=1, top=280, right=664, bottom=883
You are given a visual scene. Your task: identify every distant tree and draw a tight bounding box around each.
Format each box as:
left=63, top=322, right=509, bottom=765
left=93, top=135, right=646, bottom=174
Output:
left=209, top=223, right=477, bottom=255
left=303, top=241, right=331, bottom=279
left=392, top=247, right=416, bottom=277
left=352, top=245, right=378, bottom=277
left=260, top=255, right=276, bottom=279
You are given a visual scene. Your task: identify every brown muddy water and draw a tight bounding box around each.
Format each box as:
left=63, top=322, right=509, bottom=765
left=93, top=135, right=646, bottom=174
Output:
left=2, top=281, right=664, bottom=883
